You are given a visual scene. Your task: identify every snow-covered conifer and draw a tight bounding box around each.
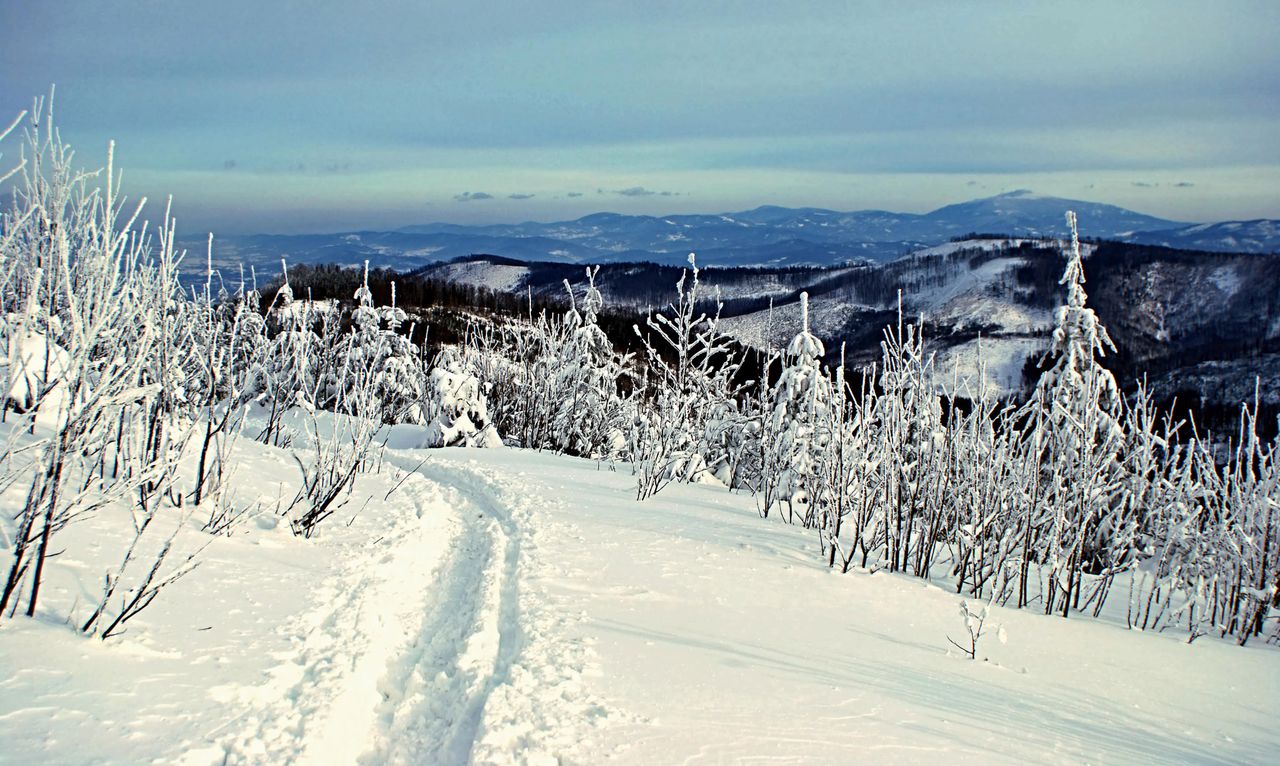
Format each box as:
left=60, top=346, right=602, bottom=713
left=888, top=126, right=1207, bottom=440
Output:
left=759, top=292, right=836, bottom=527
left=632, top=254, right=744, bottom=499
left=1029, top=212, right=1126, bottom=617
left=550, top=268, right=630, bottom=458
left=422, top=347, right=503, bottom=449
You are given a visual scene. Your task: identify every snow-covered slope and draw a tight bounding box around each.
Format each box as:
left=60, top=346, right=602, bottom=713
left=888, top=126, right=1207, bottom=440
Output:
left=426, top=260, right=530, bottom=293
left=904, top=253, right=1054, bottom=332
left=1124, top=219, right=1280, bottom=254
left=931, top=336, right=1048, bottom=397
left=3, top=441, right=1276, bottom=765
left=719, top=242, right=1055, bottom=396
left=720, top=297, right=872, bottom=353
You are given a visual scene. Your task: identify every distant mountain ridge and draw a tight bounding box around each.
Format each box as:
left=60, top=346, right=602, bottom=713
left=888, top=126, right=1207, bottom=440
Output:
left=195, top=191, right=1276, bottom=280
left=1121, top=219, right=1280, bottom=254
left=395, top=190, right=1186, bottom=261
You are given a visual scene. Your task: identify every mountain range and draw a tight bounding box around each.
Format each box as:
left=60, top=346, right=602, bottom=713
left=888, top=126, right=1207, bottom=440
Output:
left=196, top=191, right=1280, bottom=281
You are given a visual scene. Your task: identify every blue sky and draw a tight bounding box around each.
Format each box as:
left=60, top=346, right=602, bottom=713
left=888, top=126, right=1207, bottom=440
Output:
left=3, top=1, right=1278, bottom=234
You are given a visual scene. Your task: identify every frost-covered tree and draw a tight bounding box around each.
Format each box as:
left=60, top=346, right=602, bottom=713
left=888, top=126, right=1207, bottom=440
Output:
left=550, top=268, right=630, bottom=458
left=759, top=292, right=836, bottom=527
left=421, top=347, right=502, bottom=448
left=1030, top=212, right=1126, bottom=617
left=255, top=262, right=329, bottom=447
left=373, top=283, right=428, bottom=425
left=0, top=101, right=200, bottom=627
left=871, top=299, right=947, bottom=575
left=631, top=254, right=744, bottom=499
left=188, top=250, right=265, bottom=525
left=946, top=348, right=1026, bottom=601
left=456, top=273, right=628, bottom=457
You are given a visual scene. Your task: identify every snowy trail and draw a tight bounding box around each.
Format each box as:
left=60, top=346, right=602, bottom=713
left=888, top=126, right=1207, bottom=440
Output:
left=216, top=453, right=618, bottom=766
left=401, top=457, right=624, bottom=765
left=410, top=449, right=1280, bottom=766
left=360, top=459, right=523, bottom=765
left=217, top=471, right=471, bottom=764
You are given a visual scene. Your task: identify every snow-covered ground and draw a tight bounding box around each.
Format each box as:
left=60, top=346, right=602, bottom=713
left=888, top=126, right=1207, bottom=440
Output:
left=904, top=256, right=1053, bottom=333
left=930, top=335, right=1047, bottom=397
left=720, top=297, right=868, bottom=353
left=2, top=442, right=1277, bottom=764
left=719, top=248, right=1056, bottom=399
left=430, top=262, right=530, bottom=293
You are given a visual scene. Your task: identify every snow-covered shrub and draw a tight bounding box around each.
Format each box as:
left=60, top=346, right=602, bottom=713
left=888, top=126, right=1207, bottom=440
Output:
left=182, top=254, right=276, bottom=534
left=255, top=263, right=323, bottom=447
left=550, top=269, right=631, bottom=458
left=372, top=284, right=428, bottom=425
left=946, top=596, right=1005, bottom=661
left=460, top=270, right=630, bottom=457
left=869, top=300, right=948, bottom=575
left=0, top=100, right=201, bottom=629
left=631, top=255, right=746, bottom=500
left=421, top=348, right=502, bottom=449
left=758, top=292, right=836, bottom=526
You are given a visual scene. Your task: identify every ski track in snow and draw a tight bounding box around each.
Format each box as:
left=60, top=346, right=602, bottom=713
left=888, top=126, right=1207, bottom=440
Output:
left=363, top=460, right=522, bottom=766
left=217, top=454, right=617, bottom=766
left=406, top=458, right=626, bottom=765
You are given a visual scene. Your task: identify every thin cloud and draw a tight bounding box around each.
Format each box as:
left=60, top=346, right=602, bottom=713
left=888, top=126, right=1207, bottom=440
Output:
left=508, top=193, right=535, bottom=200
left=612, top=186, right=680, bottom=197
left=1173, top=181, right=1195, bottom=188
left=566, top=191, right=584, bottom=198
left=223, top=159, right=237, bottom=170
left=1131, top=181, right=1156, bottom=188
left=453, top=191, right=494, bottom=202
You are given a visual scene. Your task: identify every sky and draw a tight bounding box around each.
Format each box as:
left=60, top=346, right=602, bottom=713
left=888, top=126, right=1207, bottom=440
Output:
left=2, top=0, right=1278, bottom=234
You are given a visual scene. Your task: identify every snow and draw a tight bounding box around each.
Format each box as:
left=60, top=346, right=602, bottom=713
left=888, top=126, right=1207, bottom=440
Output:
left=2, top=434, right=1277, bottom=765
left=434, top=262, right=529, bottom=293
left=931, top=336, right=1047, bottom=397
left=3, top=326, right=71, bottom=413
left=906, top=238, right=1030, bottom=259
left=720, top=296, right=866, bottom=352
left=1209, top=264, right=1243, bottom=297
left=719, top=253, right=1052, bottom=370
left=907, top=256, right=1036, bottom=325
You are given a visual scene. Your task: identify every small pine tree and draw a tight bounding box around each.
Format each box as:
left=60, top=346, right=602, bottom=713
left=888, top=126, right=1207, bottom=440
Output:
left=1031, top=211, right=1126, bottom=617
left=761, top=292, right=836, bottom=527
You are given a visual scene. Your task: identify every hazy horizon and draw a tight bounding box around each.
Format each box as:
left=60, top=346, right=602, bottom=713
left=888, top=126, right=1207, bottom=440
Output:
left=188, top=188, right=1191, bottom=238
left=3, top=1, right=1278, bottom=235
